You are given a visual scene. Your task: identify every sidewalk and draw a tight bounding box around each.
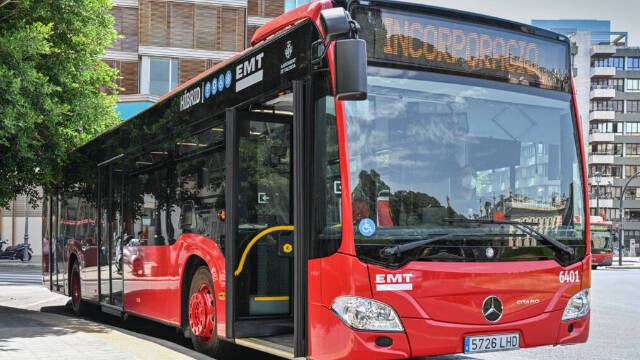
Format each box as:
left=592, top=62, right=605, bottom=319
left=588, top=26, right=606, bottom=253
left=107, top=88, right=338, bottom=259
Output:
left=0, top=306, right=205, bottom=360
left=0, top=255, right=42, bottom=269
left=603, top=256, right=640, bottom=270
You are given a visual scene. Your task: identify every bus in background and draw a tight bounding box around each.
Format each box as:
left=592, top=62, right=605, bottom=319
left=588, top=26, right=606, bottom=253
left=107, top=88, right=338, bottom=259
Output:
left=42, top=0, right=591, bottom=358
left=590, top=216, right=614, bottom=269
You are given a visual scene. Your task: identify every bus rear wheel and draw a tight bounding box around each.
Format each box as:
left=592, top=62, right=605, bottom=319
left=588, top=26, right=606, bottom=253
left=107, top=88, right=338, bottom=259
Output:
left=70, top=261, right=87, bottom=315
left=188, top=266, right=222, bottom=356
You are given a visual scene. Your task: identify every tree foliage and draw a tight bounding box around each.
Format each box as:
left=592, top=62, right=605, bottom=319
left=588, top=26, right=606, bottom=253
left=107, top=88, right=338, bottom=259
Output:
left=0, top=0, right=119, bottom=206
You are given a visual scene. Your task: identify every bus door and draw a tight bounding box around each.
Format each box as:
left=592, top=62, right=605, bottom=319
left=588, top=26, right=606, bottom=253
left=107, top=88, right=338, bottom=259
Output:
left=226, top=84, right=308, bottom=356
left=97, top=155, right=124, bottom=309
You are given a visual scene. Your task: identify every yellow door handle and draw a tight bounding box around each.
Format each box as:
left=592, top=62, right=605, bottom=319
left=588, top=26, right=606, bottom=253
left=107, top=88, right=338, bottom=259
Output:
left=234, top=225, right=294, bottom=276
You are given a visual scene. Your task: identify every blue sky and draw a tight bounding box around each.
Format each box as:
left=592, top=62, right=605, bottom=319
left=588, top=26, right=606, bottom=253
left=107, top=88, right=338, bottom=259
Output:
left=413, top=0, right=639, bottom=46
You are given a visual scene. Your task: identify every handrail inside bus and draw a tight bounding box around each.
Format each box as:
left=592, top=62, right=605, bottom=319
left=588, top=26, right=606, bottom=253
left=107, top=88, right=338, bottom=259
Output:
left=234, top=225, right=294, bottom=276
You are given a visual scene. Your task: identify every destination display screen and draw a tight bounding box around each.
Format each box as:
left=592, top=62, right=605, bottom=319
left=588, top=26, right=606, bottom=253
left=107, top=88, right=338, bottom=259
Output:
left=353, top=6, right=571, bottom=92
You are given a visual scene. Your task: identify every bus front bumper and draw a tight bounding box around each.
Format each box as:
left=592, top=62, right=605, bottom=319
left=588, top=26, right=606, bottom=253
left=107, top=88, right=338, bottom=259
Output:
left=403, top=309, right=590, bottom=358
left=592, top=253, right=613, bottom=266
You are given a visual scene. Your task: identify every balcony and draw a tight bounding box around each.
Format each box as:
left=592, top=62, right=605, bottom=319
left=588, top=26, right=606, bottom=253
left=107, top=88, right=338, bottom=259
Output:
left=588, top=175, right=614, bottom=187
left=589, top=131, right=615, bottom=142
left=589, top=198, right=614, bottom=208
left=590, top=87, right=616, bottom=99
left=589, top=154, right=615, bottom=164
left=591, top=44, right=616, bottom=55
left=591, top=67, right=616, bottom=77
left=589, top=110, right=616, bottom=121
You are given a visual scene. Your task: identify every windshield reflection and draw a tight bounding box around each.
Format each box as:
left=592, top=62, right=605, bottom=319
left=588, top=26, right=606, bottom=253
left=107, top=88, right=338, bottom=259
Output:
left=345, top=67, right=585, bottom=266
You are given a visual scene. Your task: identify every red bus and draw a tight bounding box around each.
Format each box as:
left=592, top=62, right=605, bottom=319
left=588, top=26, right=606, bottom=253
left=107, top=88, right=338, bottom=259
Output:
left=590, top=216, right=614, bottom=269
left=42, top=0, right=591, bottom=358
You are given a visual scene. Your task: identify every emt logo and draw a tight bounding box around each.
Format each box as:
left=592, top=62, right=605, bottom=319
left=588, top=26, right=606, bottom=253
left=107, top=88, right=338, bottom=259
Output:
left=375, top=273, right=413, bottom=291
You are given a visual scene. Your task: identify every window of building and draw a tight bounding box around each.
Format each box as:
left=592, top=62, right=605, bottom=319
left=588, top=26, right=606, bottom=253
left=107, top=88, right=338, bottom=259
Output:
left=629, top=101, right=640, bottom=113
left=628, top=144, right=640, bottom=157
left=590, top=164, right=622, bottom=178
left=285, top=0, right=312, bottom=12
left=626, top=165, right=640, bottom=178
left=591, top=143, right=612, bottom=155
left=628, top=57, right=640, bottom=71
left=605, top=208, right=620, bottom=221
left=627, top=79, right=640, bottom=91
left=102, top=60, right=139, bottom=95
left=591, top=100, right=624, bottom=113
left=249, top=0, right=284, bottom=18
left=140, top=0, right=245, bottom=51
left=592, top=78, right=624, bottom=91
left=110, top=6, right=139, bottom=52
left=625, top=230, right=640, bottom=239
left=592, top=56, right=624, bottom=70
left=626, top=122, right=640, bottom=135
left=149, top=57, right=178, bottom=96
left=591, top=121, right=623, bottom=134
left=625, top=209, right=640, bottom=222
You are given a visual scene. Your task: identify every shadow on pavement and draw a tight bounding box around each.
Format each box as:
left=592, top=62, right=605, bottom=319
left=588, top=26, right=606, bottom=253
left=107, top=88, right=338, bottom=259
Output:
left=40, top=302, right=280, bottom=360
left=0, top=305, right=109, bottom=353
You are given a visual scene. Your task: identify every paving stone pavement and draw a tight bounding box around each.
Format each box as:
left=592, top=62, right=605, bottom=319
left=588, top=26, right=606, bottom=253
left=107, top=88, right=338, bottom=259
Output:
left=0, top=306, right=194, bottom=360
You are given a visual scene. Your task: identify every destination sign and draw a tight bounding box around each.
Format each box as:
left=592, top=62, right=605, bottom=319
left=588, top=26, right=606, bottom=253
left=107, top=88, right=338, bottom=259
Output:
left=353, top=7, right=571, bottom=92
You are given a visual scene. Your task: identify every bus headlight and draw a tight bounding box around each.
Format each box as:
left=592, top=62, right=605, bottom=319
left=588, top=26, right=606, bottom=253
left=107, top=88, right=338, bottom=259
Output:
left=331, top=296, right=404, bottom=332
left=562, top=288, right=591, bottom=321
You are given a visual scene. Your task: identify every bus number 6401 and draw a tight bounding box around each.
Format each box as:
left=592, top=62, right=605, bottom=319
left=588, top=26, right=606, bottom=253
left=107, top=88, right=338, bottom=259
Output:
left=559, top=270, right=579, bottom=283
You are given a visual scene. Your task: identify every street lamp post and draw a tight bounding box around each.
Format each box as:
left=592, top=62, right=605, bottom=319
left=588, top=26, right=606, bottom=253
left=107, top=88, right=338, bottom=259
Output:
left=595, top=171, right=602, bottom=218
left=23, top=195, right=29, bottom=262
left=619, top=171, right=640, bottom=266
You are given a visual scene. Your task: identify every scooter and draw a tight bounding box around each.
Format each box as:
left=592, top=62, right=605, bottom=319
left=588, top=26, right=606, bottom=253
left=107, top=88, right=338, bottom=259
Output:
left=0, top=241, right=33, bottom=260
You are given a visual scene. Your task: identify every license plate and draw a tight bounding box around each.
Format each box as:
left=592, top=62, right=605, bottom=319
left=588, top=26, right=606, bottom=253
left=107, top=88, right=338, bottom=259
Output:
left=464, top=333, right=520, bottom=354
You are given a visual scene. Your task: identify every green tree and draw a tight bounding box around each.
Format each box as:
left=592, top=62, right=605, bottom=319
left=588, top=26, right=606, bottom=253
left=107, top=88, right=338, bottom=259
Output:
left=0, top=0, right=119, bottom=207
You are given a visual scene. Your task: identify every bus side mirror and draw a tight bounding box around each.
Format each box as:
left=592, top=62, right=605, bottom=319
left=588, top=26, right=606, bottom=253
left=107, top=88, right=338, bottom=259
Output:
left=320, top=8, right=352, bottom=43
left=319, top=7, right=368, bottom=101
left=334, top=39, right=367, bottom=101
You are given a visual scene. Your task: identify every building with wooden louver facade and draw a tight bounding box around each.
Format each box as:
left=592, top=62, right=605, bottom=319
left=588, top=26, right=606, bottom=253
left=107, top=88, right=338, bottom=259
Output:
left=105, top=0, right=309, bottom=119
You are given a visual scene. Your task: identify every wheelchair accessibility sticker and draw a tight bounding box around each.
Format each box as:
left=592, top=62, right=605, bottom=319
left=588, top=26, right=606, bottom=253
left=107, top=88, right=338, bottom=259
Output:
left=359, top=218, right=376, bottom=237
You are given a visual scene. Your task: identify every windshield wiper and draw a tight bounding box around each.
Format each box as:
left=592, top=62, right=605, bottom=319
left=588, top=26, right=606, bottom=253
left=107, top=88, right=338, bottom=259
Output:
left=443, top=218, right=574, bottom=255
left=379, top=232, right=488, bottom=258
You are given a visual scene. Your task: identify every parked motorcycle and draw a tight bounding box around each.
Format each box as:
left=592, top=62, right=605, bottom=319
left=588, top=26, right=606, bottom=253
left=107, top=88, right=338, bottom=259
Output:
left=0, top=241, right=33, bottom=260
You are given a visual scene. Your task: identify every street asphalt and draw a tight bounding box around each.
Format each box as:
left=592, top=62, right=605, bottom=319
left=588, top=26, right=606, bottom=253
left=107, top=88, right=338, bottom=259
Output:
left=428, top=267, right=640, bottom=360
left=0, top=265, right=638, bottom=359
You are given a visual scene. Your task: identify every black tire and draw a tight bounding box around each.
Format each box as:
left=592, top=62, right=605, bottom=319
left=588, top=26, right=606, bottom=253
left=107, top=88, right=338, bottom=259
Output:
left=188, top=266, right=223, bottom=356
left=70, top=262, right=87, bottom=315
left=592, top=265, right=598, bottom=270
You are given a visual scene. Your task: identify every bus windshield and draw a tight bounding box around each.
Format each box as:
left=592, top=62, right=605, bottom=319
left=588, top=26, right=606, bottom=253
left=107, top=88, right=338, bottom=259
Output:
left=345, top=67, right=586, bottom=267
left=591, top=230, right=612, bottom=253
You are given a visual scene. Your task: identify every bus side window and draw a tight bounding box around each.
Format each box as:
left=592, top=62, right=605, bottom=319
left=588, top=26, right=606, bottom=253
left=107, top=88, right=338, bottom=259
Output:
left=126, top=147, right=181, bottom=247
left=310, top=72, right=343, bottom=259
left=177, top=122, right=226, bottom=250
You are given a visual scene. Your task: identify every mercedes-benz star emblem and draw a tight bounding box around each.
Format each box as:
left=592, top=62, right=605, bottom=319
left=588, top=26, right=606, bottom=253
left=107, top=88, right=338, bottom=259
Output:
left=482, top=296, right=503, bottom=323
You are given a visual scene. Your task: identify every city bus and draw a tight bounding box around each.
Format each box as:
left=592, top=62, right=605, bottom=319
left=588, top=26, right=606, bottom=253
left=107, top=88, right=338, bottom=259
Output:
left=41, top=0, right=591, bottom=358
left=590, top=216, right=614, bottom=269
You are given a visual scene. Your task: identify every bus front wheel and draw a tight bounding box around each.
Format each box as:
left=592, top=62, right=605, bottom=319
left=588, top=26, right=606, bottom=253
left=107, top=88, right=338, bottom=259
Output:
left=188, top=266, right=222, bottom=356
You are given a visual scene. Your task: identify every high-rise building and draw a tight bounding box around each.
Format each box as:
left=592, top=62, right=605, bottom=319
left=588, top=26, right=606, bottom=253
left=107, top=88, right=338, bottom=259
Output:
left=534, top=19, right=640, bottom=247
